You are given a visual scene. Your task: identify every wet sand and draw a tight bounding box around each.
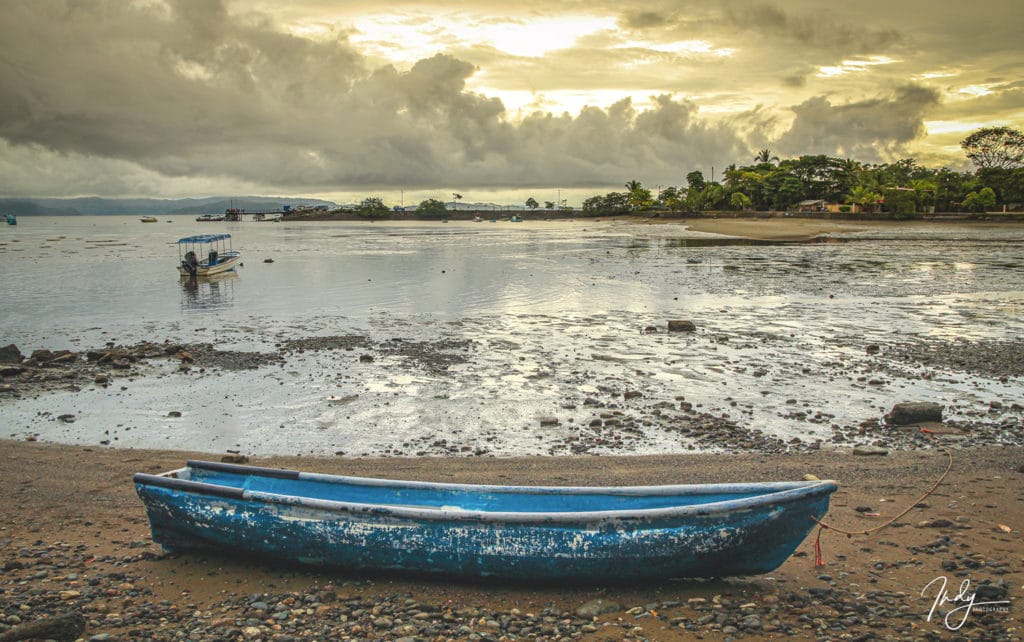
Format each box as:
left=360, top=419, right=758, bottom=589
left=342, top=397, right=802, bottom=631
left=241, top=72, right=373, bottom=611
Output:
left=674, top=216, right=1024, bottom=242
left=1, top=439, right=1020, bottom=640
left=678, top=217, right=876, bottom=241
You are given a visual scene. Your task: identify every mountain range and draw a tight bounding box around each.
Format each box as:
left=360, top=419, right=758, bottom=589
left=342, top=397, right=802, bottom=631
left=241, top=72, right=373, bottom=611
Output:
left=0, top=196, right=338, bottom=216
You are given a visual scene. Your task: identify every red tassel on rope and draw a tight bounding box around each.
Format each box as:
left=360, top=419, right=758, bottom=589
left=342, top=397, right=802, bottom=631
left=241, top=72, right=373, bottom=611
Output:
left=814, top=525, right=825, bottom=566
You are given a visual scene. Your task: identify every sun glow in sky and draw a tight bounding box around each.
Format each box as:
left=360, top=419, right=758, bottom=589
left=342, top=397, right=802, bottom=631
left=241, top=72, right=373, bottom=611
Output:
left=346, top=13, right=617, bottom=62
left=0, top=0, right=1022, bottom=200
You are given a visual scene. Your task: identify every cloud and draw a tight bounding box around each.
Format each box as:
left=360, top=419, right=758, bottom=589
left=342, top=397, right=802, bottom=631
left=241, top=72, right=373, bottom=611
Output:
left=619, top=10, right=672, bottom=30
left=774, top=85, right=941, bottom=161
left=723, top=3, right=903, bottom=57
left=0, top=0, right=1019, bottom=199
left=0, top=0, right=750, bottom=194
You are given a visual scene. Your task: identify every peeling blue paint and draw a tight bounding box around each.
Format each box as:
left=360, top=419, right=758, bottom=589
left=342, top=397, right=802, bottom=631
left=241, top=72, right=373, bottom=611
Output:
left=134, top=460, right=837, bottom=581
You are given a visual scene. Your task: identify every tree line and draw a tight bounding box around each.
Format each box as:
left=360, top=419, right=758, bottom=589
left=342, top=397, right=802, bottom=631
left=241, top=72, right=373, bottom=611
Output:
left=349, top=126, right=1023, bottom=219
left=582, top=126, right=1024, bottom=218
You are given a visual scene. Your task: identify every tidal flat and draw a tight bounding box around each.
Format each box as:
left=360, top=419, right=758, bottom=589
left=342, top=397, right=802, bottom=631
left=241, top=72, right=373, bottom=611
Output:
left=1, top=216, right=1022, bottom=457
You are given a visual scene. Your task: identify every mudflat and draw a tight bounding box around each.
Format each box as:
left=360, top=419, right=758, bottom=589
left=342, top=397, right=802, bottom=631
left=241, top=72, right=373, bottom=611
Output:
left=0, top=439, right=1020, bottom=640
left=675, top=216, right=1024, bottom=241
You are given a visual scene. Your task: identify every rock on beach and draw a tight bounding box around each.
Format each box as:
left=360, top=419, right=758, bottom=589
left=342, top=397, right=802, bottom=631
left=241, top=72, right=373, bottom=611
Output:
left=886, top=401, right=943, bottom=426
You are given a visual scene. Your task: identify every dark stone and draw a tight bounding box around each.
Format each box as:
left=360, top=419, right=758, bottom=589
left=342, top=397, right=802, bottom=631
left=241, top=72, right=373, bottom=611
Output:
left=29, top=349, right=54, bottom=362
left=865, top=344, right=880, bottom=354
left=667, top=320, right=696, bottom=332
left=0, top=611, right=85, bottom=641
left=0, top=344, right=22, bottom=364
left=885, top=402, right=943, bottom=426
left=575, top=599, right=622, bottom=617
left=974, top=582, right=1008, bottom=601
left=853, top=446, right=888, bottom=456
left=221, top=454, right=249, bottom=464
left=359, top=354, right=374, bottom=363
left=0, top=366, right=25, bottom=377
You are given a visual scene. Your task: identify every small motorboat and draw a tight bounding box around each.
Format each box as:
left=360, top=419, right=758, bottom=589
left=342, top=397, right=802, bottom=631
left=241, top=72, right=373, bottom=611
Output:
left=6, top=213, right=15, bottom=225
left=509, top=215, right=523, bottom=222
left=140, top=216, right=158, bottom=223
left=195, top=214, right=226, bottom=222
left=177, top=234, right=241, bottom=277
left=134, top=460, right=837, bottom=581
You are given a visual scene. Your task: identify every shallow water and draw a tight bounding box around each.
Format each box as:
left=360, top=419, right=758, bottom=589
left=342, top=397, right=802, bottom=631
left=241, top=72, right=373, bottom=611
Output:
left=1, top=216, right=1022, bottom=456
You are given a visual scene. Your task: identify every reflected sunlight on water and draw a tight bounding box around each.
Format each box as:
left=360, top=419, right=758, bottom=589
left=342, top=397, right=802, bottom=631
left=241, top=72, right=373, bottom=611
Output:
left=1, top=216, right=1022, bottom=456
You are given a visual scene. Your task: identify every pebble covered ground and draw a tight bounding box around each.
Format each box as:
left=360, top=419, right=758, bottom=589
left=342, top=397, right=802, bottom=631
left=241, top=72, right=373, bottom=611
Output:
left=0, top=441, right=1020, bottom=641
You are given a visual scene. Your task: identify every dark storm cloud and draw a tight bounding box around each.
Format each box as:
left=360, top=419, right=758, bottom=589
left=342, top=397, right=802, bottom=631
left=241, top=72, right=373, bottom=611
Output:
left=724, top=3, right=903, bottom=56
left=619, top=11, right=672, bottom=29
left=774, top=85, right=941, bottom=161
left=0, top=0, right=748, bottom=192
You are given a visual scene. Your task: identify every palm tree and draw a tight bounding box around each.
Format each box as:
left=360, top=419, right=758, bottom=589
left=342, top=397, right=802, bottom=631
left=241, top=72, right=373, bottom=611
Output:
left=754, top=149, right=779, bottom=164
left=846, top=185, right=881, bottom=213
left=451, top=193, right=463, bottom=210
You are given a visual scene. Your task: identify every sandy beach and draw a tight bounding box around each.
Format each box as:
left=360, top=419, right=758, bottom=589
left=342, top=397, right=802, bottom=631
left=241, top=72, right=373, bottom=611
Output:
left=676, top=215, right=1024, bottom=242
left=0, top=439, right=1020, bottom=640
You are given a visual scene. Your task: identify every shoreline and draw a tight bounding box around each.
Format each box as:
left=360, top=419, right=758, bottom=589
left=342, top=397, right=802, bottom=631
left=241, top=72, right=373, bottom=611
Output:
left=0, top=439, right=1019, bottom=639
left=279, top=212, right=1024, bottom=242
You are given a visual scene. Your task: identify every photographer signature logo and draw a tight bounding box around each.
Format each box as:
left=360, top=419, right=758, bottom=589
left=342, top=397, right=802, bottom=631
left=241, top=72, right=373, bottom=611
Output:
left=921, top=576, right=1010, bottom=631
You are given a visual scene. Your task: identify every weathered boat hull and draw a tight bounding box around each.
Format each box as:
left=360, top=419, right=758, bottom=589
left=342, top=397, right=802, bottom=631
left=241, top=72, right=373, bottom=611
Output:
left=134, top=461, right=836, bottom=582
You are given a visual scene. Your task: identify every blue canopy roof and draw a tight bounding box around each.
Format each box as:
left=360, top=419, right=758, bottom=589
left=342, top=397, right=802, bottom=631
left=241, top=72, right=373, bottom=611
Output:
left=178, top=234, right=232, bottom=244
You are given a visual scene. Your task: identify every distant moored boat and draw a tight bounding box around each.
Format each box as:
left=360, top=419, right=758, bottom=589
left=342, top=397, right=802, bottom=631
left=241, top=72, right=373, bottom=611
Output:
left=178, top=233, right=241, bottom=277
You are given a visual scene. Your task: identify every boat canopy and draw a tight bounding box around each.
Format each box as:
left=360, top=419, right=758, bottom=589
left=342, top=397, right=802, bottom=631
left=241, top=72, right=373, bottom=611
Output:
left=178, top=234, right=232, bottom=244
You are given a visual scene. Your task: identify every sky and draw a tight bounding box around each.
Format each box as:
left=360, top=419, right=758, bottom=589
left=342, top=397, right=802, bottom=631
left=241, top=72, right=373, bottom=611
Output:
left=0, top=0, right=1021, bottom=206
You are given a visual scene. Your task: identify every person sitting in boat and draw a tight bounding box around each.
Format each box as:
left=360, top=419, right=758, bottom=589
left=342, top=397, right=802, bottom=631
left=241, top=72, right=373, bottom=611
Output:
left=208, top=249, right=218, bottom=266
left=182, top=250, right=199, bottom=276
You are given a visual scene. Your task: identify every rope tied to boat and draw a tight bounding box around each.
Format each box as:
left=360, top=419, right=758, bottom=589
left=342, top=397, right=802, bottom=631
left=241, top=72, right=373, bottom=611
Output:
left=811, top=429, right=953, bottom=566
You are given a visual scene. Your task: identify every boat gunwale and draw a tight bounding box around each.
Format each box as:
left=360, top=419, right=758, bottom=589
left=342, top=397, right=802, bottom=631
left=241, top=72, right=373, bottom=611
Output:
left=134, top=460, right=838, bottom=525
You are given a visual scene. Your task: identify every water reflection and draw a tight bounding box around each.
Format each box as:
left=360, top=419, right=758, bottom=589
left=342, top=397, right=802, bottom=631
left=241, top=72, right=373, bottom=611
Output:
left=180, top=272, right=237, bottom=312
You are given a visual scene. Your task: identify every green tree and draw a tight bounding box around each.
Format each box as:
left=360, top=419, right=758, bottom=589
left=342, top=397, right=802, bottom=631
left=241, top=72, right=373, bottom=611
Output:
left=525, top=197, right=539, bottom=210
left=730, top=192, right=752, bottom=210
left=685, top=171, right=706, bottom=193
left=581, top=192, right=630, bottom=215
left=658, top=186, right=682, bottom=210
left=976, top=167, right=1024, bottom=204
left=754, top=149, right=779, bottom=164
left=910, top=179, right=937, bottom=212
left=882, top=188, right=917, bottom=219
left=544, top=201, right=555, bottom=209
left=963, top=187, right=997, bottom=212
left=846, top=185, right=881, bottom=213
left=356, top=197, right=389, bottom=218
left=452, top=193, right=463, bottom=210
left=961, top=126, right=1024, bottom=169
left=416, top=198, right=448, bottom=218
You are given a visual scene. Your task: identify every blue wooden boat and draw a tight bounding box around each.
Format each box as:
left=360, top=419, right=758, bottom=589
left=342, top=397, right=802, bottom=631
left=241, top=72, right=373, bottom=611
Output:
left=134, top=460, right=837, bottom=582
left=6, top=213, right=15, bottom=225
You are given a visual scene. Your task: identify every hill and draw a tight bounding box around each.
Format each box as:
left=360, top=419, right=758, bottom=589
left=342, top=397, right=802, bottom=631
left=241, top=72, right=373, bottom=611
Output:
left=0, top=196, right=337, bottom=216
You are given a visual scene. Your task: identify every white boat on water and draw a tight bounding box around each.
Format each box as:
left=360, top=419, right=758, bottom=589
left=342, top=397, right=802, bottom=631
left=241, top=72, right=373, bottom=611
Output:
left=178, top=233, right=241, bottom=277
left=196, top=214, right=225, bottom=222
